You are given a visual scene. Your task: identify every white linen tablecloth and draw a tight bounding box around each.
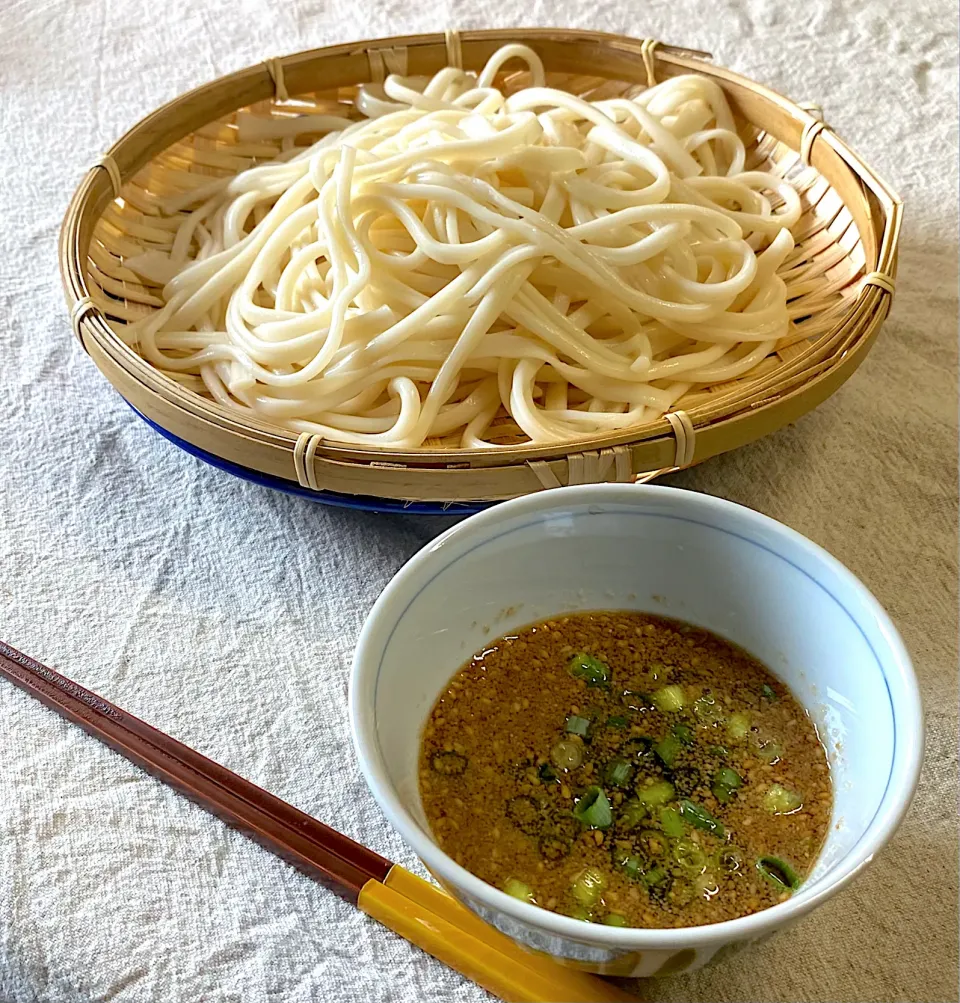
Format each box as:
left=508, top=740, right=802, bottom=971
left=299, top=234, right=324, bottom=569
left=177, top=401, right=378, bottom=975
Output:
left=1, top=2, right=957, bottom=1000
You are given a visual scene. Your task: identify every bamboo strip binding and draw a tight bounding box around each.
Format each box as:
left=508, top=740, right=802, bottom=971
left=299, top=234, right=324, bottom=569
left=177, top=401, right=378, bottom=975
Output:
left=59, top=28, right=902, bottom=504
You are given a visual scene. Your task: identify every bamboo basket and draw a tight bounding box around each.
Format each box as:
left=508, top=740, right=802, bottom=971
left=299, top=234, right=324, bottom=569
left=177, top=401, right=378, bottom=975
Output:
left=60, top=28, right=901, bottom=504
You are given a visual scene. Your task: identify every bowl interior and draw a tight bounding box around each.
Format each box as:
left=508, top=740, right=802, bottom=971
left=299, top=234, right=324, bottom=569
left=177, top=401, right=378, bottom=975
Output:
left=354, top=485, right=918, bottom=941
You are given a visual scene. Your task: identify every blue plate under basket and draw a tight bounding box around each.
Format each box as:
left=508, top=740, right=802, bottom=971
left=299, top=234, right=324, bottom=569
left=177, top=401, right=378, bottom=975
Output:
left=129, top=404, right=489, bottom=515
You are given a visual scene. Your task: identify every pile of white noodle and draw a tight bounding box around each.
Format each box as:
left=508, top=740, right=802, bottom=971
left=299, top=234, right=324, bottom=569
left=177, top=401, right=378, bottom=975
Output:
left=124, top=44, right=802, bottom=448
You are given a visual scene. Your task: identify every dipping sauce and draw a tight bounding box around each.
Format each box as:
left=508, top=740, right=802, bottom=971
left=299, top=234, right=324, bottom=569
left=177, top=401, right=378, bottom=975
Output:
left=419, top=611, right=832, bottom=928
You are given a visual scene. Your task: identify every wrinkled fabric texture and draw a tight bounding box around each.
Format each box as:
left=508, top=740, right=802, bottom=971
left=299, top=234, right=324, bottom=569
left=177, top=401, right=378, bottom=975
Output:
left=0, top=1, right=957, bottom=1001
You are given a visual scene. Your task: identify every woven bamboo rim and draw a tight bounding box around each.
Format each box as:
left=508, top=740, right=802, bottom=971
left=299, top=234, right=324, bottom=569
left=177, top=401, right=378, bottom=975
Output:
left=60, top=28, right=902, bottom=502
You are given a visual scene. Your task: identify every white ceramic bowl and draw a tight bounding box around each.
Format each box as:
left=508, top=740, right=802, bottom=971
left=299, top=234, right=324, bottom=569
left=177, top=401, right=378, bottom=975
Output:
left=350, top=485, right=923, bottom=976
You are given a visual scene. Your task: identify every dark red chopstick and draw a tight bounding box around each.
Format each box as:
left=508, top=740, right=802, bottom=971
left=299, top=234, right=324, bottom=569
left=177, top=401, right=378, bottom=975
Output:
left=0, top=640, right=391, bottom=902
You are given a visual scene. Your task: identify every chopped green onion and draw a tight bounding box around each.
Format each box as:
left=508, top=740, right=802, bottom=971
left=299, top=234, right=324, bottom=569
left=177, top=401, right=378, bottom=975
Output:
left=672, top=838, right=708, bottom=874
left=602, top=757, right=635, bottom=789
left=620, top=857, right=642, bottom=881
left=602, top=913, right=629, bottom=927
left=659, top=806, right=685, bottom=838
left=679, top=799, right=725, bottom=836
left=761, top=683, right=778, bottom=701
left=642, top=865, right=671, bottom=900
left=757, top=855, right=801, bottom=890
left=671, top=723, right=695, bottom=745
left=653, top=733, right=681, bottom=767
left=550, top=739, right=584, bottom=771
left=565, top=904, right=593, bottom=922
left=762, top=783, right=803, bottom=814
left=711, top=767, right=743, bottom=803
left=642, top=865, right=668, bottom=886
left=503, top=878, right=536, bottom=903
left=432, top=751, right=468, bottom=775
left=564, top=715, right=593, bottom=740
left=538, top=763, right=560, bottom=783
left=715, top=846, right=744, bottom=874
left=708, top=744, right=729, bottom=759
left=713, top=765, right=742, bottom=789
left=693, top=695, right=725, bottom=726
left=612, top=848, right=644, bottom=880
left=571, top=866, right=606, bottom=907
left=756, top=739, right=783, bottom=764
left=636, top=780, right=675, bottom=807
left=726, top=711, right=751, bottom=741
left=505, top=796, right=543, bottom=835
left=568, top=653, right=611, bottom=688
left=617, top=798, right=647, bottom=831
left=573, top=786, right=613, bottom=829
left=652, top=685, right=686, bottom=713
left=606, top=715, right=629, bottom=729
left=638, top=829, right=668, bottom=858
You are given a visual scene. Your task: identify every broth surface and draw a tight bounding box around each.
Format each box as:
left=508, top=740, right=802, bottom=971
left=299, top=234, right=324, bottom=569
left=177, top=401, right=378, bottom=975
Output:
left=419, top=611, right=831, bottom=928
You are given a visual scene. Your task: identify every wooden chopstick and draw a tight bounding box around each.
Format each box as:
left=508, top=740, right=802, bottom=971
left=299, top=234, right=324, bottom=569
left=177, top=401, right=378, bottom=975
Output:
left=0, top=641, right=637, bottom=1003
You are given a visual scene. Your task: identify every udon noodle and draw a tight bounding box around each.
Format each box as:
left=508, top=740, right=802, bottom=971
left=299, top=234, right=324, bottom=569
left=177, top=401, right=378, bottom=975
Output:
left=122, top=44, right=802, bottom=448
